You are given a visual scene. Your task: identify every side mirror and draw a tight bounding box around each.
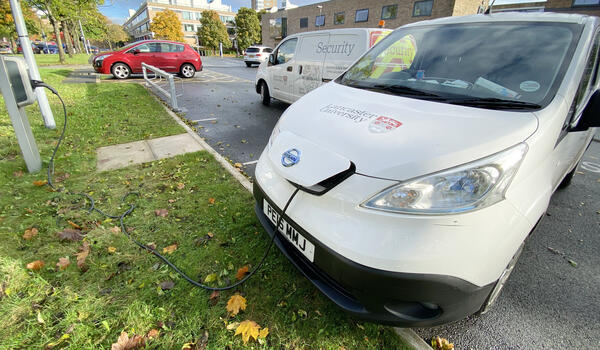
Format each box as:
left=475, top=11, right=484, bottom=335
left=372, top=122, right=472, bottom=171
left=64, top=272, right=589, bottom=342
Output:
left=269, top=53, right=276, bottom=65
left=572, top=90, right=600, bottom=131
left=132, top=49, right=140, bottom=55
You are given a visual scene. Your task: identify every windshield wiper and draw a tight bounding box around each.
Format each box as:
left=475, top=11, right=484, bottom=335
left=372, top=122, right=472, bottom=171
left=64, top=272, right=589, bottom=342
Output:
left=371, top=84, right=446, bottom=99
left=446, top=98, right=541, bottom=110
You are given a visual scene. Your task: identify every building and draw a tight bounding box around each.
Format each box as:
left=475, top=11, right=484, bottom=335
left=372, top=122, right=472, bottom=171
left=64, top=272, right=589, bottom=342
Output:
left=261, top=0, right=486, bottom=48
left=123, top=0, right=236, bottom=47
left=492, top=0, right=600, bottom=17
left=252, top=0, right=277, bottom=11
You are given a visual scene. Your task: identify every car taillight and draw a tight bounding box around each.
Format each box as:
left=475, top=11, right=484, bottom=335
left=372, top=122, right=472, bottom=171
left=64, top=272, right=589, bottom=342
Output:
left=256, top=54, right=261, bottom=56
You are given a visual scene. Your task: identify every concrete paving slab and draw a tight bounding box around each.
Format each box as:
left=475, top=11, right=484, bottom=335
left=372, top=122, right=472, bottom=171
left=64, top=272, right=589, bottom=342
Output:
left=147, top=133, right=203, bottom=159
left=97, top=140, right=154, bottom=171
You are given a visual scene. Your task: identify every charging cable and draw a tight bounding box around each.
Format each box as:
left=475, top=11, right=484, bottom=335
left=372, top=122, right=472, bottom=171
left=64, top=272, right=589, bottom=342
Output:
left=33, top=79, right=300, bottom=291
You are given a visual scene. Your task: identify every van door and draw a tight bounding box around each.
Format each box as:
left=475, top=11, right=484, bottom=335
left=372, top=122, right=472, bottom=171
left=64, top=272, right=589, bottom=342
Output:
left=321, top=32, right=368, bottom=83
left=269, top=38, right=299, bottom=102
left=553, top=32, right=599, bottom=188
left=290, top=33, right=329, bottom=101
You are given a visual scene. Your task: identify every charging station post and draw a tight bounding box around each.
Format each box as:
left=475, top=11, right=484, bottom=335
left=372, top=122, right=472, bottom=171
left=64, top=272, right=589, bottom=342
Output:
left=0, top=56, right=42, bottom=173
left=9, top=0, right=56, bottom=130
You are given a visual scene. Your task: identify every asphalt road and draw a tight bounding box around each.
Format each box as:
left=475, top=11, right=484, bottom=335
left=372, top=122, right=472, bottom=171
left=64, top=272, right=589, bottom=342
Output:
left=170, top=58, right=600, bottom=349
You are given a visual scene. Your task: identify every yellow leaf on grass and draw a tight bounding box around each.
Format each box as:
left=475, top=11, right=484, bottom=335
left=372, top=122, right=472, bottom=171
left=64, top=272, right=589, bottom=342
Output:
left=68, top=221, right=82, bottom=229
left=108, top=246, right=117, bottom=254
left=177, top=182, right=185, bottom=190
left=208, top=198, right=215, bottom=205
left=26, top=260, right=44, bottom=271
left=111, top=331, right=145, bottom=350
left=33, top=180, right=47, bottom=186
left=23, top=227, right=39, bottom=240
left=259, top=327, right=269, bottom=339
left=76, top=242, right=90, bottom=270
left=56, top=257, right=70, bottom=271
left=204, top=273, right=217, bottom=283
left=234, top=320, right=260, bottom=344
left=163, top=244, right=178, bottom=254
left=226, top=294, right=247, bottom=316
left=236, top=265, right=249, bottom=280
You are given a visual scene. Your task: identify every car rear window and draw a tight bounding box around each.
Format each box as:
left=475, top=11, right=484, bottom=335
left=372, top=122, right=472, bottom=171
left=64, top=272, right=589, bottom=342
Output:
left=246, top=48, right=260, bottom=53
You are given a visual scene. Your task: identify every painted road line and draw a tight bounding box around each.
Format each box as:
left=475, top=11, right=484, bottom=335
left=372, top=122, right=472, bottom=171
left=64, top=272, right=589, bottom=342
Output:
left=243, top=160, right=258, bottom=166
left=195, top=118, right=218, bottom=122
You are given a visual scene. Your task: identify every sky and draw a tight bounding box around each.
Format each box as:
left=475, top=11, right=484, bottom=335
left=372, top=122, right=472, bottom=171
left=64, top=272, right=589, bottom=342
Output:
left=99, top=0, right=326, bottom=24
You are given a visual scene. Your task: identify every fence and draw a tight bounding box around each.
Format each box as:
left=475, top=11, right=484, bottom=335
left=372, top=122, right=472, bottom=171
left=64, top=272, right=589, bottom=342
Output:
left=141, top=62, right=182, bottom=113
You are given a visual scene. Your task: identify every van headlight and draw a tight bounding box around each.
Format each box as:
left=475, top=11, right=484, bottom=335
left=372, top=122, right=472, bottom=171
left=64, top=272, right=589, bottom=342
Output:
left=361, top=143, right=528, bottom=214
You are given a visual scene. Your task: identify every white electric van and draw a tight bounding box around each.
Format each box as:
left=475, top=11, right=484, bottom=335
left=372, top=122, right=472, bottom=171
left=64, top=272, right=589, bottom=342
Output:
left=253, top=13, right=599, bottom=327
left=255, top=28, right=391, bottom=105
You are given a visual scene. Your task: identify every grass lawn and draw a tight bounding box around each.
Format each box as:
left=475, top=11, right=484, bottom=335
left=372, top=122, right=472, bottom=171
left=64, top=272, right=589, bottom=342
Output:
left=10, top=53, right=92, bottom=66
left=0, top=69, right=409, bottom=349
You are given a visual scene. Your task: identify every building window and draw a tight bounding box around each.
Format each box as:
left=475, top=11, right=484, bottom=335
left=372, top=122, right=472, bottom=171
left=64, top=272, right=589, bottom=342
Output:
left=182, top=11, right=192, bottom=20
left=413, top=0, right=433, bottom=16
left=573, top=0, right=600, bottom=5
left=334, top=12, right=345, bottom=25
left=381, top=5, right=398, bottom=19
left=282, top=17, right=287, bottom=38
left=184, top=24, right=194, bottom=32
left=300, top=17, right=308, bottom=28
left=355, top=9, right=369, bottom=23
left=195, top=12, right=203, bottom=20
left=315, top=15, right=325, bottom=27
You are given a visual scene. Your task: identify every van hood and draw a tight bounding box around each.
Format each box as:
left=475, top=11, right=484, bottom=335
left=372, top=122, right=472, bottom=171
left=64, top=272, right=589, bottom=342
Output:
left=269, top=82, right=538, bottom=186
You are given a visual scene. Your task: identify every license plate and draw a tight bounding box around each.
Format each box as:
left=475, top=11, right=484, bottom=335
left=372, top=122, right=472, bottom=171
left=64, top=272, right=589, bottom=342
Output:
left=263, top=199, right=315, bottom=262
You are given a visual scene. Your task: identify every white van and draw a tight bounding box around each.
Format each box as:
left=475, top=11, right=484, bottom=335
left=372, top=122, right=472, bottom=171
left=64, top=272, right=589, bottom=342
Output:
left=253, top=13, right=599, bottom=327
left=255, top=28, right=391, bottom=105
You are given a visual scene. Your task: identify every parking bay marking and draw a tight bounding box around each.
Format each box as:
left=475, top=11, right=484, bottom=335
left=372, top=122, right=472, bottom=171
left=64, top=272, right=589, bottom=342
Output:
left=195, top=118, right=217, bottom=122
left=243, top=160, right=258, bottom=166
left=581, top=161, right=600, bottom=173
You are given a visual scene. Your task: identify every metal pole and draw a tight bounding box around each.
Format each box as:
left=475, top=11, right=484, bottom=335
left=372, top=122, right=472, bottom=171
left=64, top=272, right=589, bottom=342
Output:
left=0, top=57, right=42, bottom=172
left=168, top=74, right=179, bottom=111
left=9, top=0, right=55, bottom=129
left=78, top=19, right=89, bottom=54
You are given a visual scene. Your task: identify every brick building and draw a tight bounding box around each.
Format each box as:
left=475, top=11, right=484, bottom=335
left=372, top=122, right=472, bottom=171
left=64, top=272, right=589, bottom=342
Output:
left=492, top=0, right=600, bottom=17
left=123, top=0, right=236, bottom=47
left=261, top=0, right=487, bottom=48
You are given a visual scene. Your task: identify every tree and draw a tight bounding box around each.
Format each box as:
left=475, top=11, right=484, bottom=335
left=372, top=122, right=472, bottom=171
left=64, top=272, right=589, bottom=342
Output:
left=234, top=7, right=260, bottom=53
left=198, top=10, right=230, bottom=53
left=149, top=9, right=183, bottom=42
left=105, top=23, right=128, bottom=50
left=0, top=0, right=40, bottom=52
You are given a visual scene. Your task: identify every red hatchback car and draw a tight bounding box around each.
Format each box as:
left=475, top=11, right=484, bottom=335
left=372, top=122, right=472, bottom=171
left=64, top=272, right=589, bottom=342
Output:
left=92, top=40, right=202, bottom=79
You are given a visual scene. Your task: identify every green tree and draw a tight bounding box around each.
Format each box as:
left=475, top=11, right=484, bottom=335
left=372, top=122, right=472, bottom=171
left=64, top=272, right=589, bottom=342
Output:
left=198, top=10, right=231, bottom=53
left=234, top=7, right=260, bottom=53
left=105, top=23, right=129, bottom=50
left=0, top=0, right=40, bottom=52
left=150, top=9, right=183, bottom=42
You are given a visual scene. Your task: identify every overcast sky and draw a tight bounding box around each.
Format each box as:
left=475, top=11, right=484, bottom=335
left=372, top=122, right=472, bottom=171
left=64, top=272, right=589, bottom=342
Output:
left=99, top=0, right=540, bottom=24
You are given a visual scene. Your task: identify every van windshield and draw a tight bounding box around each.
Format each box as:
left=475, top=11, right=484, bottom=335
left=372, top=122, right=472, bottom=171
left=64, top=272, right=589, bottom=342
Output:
left=339, top=22, right=582, bottom=110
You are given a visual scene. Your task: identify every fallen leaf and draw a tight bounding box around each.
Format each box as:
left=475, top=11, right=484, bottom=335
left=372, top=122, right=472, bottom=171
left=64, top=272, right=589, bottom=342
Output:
left=13, top=170, right=23, bottom=177
left=147, top=329, right=159, bottom=339
left=208, top=198, right=215, bottom=205
left=209, top=290, right=220, bottom=305
left=67, top=221, right=82, bottom=229
left=76, top=242, right=90, bottom=270
left=568, top=259, right=578, bottom=267
left=108, top=246, right=117, bottom=254
left=56, top=257, right=70, bottom=271
left=431, top=336, right=454, bottom=350
left=26, top=260, right=44, bottom=271
left=162, top=244, right=178, bottom=254
left=146, top=242, right=157, bottom=250
left=204, top=273, right=217, bottom=283
left=236, top=266, right=249, bottom=281
left=33, top=180, right=47, bottom=186
left=235, top=320, right=260, bottom=344
left=155, top=209, right=169, bottom=217
left=258, top=327, right=269, bottom=339
left=226, top=294, right=247, bottom=316
left=168, top=199, right=176, bottom=203
left=23, top=227, right=39, bottom=240
left=177, top=182, right=185, bottom=190
left=182, top=330, right=209, bottom=350
left=37, top=311, right=45, bottom=324
left=55, top=173, right=70, bottom=183
left=57, top=229, right=83, bottom=242
left=234, top=163, right=243, bottom=169
left=110, top=226, right=121, bottom=234
left=207, top=232, right=214, bottom=238
left=45, top=333, right=70, bottom=349
left=226, top=321, right=240, bottom=331
left=160, top=281, right=175, bottom=290
left=111, top=331, right=145, bottom=350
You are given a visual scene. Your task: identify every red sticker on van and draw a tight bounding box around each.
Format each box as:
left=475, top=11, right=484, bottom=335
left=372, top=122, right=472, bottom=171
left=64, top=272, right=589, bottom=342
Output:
left=369, top=116, right=402, bottom=133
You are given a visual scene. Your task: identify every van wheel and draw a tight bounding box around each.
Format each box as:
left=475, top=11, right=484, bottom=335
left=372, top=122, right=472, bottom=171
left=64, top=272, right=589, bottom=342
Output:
left=111, top=63, right=131, bottom=79
left=477, top=242, right=524, bottom=315
left=558, top=163, right=578, bottom=189
left=245, top=62, right=252, bottom=67
left=260, top=81, right=271, bottom=106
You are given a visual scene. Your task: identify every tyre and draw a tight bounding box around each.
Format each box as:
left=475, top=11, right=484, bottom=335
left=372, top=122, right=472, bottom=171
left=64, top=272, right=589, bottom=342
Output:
left=477, top=242, right=524, bottom=315
left=558, top=163, right=578, bottom=189
left=245, top=62, right=252, bottom=67
left=260, top=81, right=270, bottom=106
left=180, top=63, right=196, bottom=79
left=111, top=62, right=131, bottom=79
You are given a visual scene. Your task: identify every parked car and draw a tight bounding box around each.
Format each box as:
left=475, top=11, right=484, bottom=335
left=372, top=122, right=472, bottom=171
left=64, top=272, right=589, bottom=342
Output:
left=255, top=28, right=392, bottom=105
left=253, top=12, right=599, bottom=327
left=243, top=46, right=272, bottom=67
left=0, top=43, right=12, bottom=54
left=91, top=40, right=202, bottom=79
left=89, top=45, right=100, bottom=54
left=17, top=42, right=41, bottom=54
left=37, top=43, right=58, bottom=54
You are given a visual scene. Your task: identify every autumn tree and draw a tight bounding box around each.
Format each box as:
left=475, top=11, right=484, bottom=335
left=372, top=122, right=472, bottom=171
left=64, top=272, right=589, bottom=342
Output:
left=105, top=23, right=129, bottom=50
left=0, top=0, right=40, bottom=52
left=198, top=10, right=230, bottom=54
left=234, top=7, right=260, bottom=53
left=150, top=9, right=183, bottom=42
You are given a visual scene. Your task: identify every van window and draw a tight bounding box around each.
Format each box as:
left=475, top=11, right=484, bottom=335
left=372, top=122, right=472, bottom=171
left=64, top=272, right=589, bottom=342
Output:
left=566, top=33, right=599, bottom=126
left=276, top=38, right=298, bottom=64
left=340, top=22, right=582, bottom=110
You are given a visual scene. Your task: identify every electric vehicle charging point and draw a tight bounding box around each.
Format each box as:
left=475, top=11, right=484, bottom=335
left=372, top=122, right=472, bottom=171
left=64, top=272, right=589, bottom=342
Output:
left=0, top=56, right=41, bottom=173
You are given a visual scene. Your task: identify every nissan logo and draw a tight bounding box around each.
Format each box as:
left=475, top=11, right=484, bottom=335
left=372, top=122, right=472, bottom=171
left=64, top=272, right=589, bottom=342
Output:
left=281, top=149, right=301, bottom=167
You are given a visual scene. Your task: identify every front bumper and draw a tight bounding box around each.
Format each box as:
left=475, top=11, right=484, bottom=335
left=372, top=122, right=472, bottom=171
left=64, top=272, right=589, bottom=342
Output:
left=254, top=181, right=494, bottom=327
